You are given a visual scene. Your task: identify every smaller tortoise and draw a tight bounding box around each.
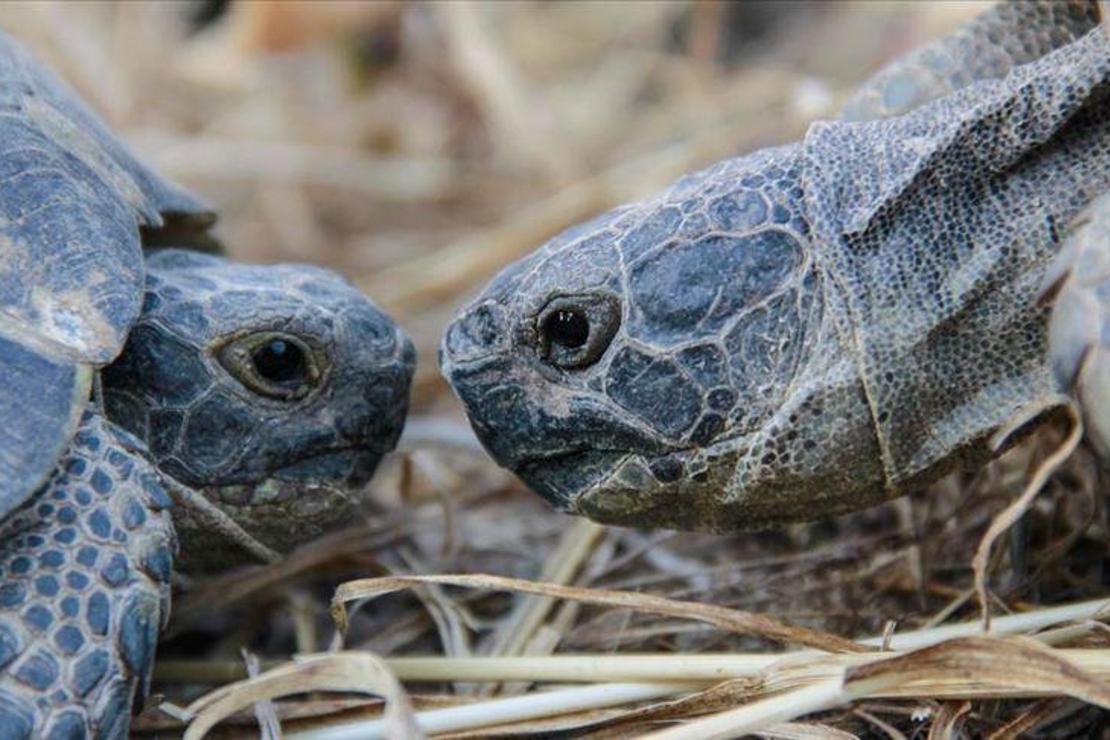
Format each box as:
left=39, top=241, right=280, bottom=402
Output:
left=441, top=1, right=1110, bottom=531
left=0, top=31, right=414, bottom=738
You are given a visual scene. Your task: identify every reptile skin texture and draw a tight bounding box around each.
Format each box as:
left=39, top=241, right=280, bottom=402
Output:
left=442, top=4, right=1110, bottom=531
left=0, top=27, right=415, bottom=738
left=0, top=413, right=172, bottom=739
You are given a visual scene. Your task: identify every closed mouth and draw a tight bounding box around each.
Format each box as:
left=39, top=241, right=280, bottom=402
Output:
left=514, top=445, right=631, bottom=473
left=273, top=446, right=385, bottom=486
left=518, top=446, right=597, bottom=466
left=513, top=448, right=630, bottom=509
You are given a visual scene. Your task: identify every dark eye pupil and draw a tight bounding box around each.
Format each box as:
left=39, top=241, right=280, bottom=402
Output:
left=544, top=309, right=589, bottom=349
left=252, top=340, right=305, bottom=384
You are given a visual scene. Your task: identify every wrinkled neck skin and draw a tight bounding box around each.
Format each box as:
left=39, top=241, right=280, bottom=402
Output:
left=802, top=30, right=1110, bottom=501
left=616, top=35, right=1110, bottom=531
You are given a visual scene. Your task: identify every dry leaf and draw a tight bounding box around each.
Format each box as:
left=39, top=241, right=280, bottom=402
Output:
left=641, top=636, right=1110, bottom=740
left=844, top=636, right=1110, bottom=707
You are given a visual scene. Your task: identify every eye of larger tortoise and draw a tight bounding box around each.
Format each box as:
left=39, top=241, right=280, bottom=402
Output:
left=536, top=294, right=620, bottom=369
left=542, top=309, right=590, bottom=349
left=217, top=332, right=324, bottom=401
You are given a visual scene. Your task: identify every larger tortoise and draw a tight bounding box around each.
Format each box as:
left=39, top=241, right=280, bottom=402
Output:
left=441, top=2, right=1110, bottom=531
left=0, top=31, right=414, bottom=738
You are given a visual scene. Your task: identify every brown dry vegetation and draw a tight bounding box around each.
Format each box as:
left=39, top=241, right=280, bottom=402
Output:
left=5, top=1, right=1109, bottom=737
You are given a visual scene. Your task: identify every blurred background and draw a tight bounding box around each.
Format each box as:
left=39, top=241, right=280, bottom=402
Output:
left=2, top=0, right=984, bottom=410
left=8, top=2, right=1109, bottom=735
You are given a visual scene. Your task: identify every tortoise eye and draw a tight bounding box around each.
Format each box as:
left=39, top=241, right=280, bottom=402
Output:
left=542, top=309, right=589, bottom=349
left=218, top=332, right=323, bottom=401
left=536, top=294, right=620, bottom=369
left=252, top=339, right=306, bottom=384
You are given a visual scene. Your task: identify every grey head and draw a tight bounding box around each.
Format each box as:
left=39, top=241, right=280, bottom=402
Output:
left=102, top=249, right=415, bottom=568
left=440, top=147, right=863, bottom=531
left=443, top=16, right=1110, bottom=532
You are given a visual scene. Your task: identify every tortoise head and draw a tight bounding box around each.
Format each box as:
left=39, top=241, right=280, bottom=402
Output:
left=442, top=148, right=886, bottom=531
left=102, top=249, right=415, bottom=567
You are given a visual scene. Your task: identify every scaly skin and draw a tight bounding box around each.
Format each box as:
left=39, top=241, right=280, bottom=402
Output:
left=441, top=3, right=1110, bottom=531
left=0, top=251, right=415, bottom=736
left=0, top=27, right=416, bottom=738
left=0, top=414, right=172, bottom=739
left=103, top=250, right=415, bottom=570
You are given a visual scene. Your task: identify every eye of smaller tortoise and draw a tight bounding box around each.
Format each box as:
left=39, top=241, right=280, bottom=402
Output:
left=217, top=332, right=323, bottom=401
left=252, top=339, right=307, bottom=384
left=542, top=309, right=590, bottom=349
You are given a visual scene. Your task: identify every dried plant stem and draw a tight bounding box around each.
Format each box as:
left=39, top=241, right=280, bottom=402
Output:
left=331, top=574, right=865, bottom=653
left=183, top=653, right=421, bottom=740
left=241, top=649, right=281, bottom=740
left=642, top=637, right=1110, bottom=740
left=276, top=641, right=1110, bottom=740
left=154, top=596, right=1110, bottom=688
left=862, top=596, right=1110, bottom=651
left=382, top=647, right=1110, bottom=686
left=162, top=476, right=281, bottom=564
left=479, top=520, right=606, bottom=698
left=644, top=680, right=847, bottom=740
left=486, top=519, right=605, bottom=659
left=285, top=682, right=691, bottom=740
left=973, top=402, right=1083, bottom=628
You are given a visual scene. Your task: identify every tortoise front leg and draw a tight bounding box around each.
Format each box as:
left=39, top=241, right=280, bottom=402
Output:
left=1048, top=193, right=1110, bottom=462
left=0, top=412, right=175, bottom=739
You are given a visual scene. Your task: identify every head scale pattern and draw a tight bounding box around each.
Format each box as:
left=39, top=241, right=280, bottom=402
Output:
left=101, top=250, right=415, bottom=565
left=441, top=145, right=875, bottom=530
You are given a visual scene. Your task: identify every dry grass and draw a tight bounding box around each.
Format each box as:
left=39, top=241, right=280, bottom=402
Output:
left=4, top=1, right=1108, bottom=736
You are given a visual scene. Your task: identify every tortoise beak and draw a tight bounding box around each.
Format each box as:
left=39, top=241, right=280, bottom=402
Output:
left=274, top=329, right=414, bottom=488
left=272, top=447, right=385, bottom=488
left=441, top=300, right=512, bottom=367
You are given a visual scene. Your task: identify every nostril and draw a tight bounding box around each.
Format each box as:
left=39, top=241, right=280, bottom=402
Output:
left=443, top=301, right=506, bottom=363
left=400, top=335, right=417, bottom=367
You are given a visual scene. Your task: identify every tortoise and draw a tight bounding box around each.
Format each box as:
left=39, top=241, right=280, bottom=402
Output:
left=441, top=1, right=1110, bottom=531
left=0, top=30, right=414, bottom=738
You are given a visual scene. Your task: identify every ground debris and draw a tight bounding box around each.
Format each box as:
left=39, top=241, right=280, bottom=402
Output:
left=8, top=2, right=1106, bottom=737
